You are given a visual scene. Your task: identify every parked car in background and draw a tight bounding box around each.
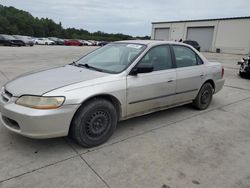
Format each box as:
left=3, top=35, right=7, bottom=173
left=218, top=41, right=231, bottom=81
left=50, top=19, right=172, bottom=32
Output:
left=80, top=40, right=93, bottom=46
left=34, top=38, right=55, bottom=45
left=89, top=40, right=97, bottom=46
left=13, top=35, right=34, bottom=46
left=0, top=34, right=25, bottom=46
left=98, top=41, right=109, bottom=46
left=238, top=53, right=250, bottom=78
left=48, top=37, right=65, bottom=45
left=64, top=39, right=83, bottom=46
left=0, top=40, right=225, bottom=147
left=183, top=40, right=201, bottom=51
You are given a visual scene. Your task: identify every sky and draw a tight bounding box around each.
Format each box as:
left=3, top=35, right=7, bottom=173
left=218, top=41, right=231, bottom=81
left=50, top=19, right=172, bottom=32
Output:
left=1, top=0, right=250, bottom=36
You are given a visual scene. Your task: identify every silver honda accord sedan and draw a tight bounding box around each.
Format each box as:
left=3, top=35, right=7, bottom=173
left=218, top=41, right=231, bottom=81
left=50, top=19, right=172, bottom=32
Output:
left=0, top=40, right=225, bottom=147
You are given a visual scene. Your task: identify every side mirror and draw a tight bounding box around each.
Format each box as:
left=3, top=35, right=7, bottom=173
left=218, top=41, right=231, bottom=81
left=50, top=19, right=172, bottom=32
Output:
left=130, top=64, right=154, bottom=76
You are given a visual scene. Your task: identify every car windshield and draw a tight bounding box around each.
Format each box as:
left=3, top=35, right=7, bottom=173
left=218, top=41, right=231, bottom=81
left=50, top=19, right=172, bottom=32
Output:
left=76, top=43, right=146, bottom=73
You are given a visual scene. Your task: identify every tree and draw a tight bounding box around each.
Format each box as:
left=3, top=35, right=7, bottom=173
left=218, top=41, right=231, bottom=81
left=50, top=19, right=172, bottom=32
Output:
left=0, top=4, right=144, bottom=41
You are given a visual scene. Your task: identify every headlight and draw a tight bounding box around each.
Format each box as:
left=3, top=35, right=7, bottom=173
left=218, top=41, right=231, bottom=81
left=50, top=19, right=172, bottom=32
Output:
left=16, top=96, right=65, bottom=109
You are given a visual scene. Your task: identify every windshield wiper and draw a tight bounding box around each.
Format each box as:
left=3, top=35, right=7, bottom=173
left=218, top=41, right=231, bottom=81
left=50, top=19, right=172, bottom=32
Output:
left=76, top=63, right=104, bottom=72
left=70, top=61, right=77, bottom=66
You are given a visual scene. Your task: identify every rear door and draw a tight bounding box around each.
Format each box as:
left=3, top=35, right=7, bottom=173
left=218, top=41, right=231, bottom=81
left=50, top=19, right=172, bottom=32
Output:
left=172, top=45, right=206, bottom=102
left=126, top=45, right=176, bottom=117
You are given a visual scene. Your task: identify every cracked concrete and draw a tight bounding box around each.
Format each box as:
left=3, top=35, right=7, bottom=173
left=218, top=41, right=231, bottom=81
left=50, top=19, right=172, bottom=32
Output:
left=0, top=46, right=250, bottom=188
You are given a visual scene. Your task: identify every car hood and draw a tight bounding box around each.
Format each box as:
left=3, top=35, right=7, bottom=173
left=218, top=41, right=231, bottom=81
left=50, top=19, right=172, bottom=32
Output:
left=5, top=65, right=109, bottom=96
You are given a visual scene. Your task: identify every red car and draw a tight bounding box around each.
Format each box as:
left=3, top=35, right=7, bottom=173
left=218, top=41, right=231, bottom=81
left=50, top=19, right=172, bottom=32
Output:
left=64, top=40, right=83, bottom=46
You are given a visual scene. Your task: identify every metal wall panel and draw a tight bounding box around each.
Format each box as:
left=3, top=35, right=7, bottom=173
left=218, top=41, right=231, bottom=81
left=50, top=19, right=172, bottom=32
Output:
left=154, top=28, right=170, bottom=40
left=187, top=27, right=214, bottom=51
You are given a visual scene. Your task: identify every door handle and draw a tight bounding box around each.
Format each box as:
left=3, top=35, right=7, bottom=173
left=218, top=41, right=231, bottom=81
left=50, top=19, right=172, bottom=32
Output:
left=167, top=80, right=174, bottom=83
left=200, top=74, right=205, bottom=77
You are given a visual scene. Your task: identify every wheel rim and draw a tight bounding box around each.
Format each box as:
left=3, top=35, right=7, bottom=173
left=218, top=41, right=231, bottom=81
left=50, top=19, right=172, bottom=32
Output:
left=201, top=90, right=210, bottom=104
left=85, top=110, right=111, bottom=139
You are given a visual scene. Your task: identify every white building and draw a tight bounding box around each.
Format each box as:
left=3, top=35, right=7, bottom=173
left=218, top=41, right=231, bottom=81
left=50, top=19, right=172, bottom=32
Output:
left=151, top=17, right=250, bottom=54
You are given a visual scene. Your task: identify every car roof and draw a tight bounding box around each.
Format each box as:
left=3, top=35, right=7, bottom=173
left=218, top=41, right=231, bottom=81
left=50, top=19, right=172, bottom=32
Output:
left=114, top=40, right=197, bottom=50
left=115, top=40, right=187, bottom=47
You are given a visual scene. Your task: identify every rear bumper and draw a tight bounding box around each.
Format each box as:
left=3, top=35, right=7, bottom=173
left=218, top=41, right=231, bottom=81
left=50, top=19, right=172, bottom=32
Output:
left=0, top=97, right=79, bottom=139
left=214, top=79, right=225, bottom=94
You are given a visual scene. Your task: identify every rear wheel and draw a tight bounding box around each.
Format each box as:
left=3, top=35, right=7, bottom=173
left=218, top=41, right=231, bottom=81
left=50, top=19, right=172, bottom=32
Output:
left=70, top=99, right=117, bottom=147
left=193, top=83, right=213, bottom=110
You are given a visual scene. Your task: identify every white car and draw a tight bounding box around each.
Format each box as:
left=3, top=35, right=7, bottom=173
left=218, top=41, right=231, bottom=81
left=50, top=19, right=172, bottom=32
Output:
left=80, top=40, right=93, bottom=46
left=34, top=38, right=55, bottom=45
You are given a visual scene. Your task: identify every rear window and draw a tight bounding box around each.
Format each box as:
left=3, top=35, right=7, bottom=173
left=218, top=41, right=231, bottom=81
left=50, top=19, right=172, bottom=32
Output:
left=193, top=41, right=198, bottom=45
left=184, top=41, right=198, bottom=45
left=173, top=45, right=198, bottom=68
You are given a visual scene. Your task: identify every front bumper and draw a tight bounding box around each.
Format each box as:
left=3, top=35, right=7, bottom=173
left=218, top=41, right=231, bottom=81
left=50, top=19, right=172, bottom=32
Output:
left=0, top=95, right=79, bottom=139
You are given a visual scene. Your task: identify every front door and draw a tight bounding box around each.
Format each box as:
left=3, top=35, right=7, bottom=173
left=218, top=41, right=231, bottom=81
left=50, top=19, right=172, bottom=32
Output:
left=126, top=45, right=177, bottom=117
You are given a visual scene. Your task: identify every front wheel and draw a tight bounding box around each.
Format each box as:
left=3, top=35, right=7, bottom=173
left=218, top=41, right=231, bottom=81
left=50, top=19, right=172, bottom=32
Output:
left=70, top=99, right=117, bottom=147
left=193, top=83, right=213, bottom=110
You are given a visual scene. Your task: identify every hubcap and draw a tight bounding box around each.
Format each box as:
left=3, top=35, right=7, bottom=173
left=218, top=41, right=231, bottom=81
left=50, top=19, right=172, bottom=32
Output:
left=85, top=111, right=110, bottom=139
left=201, top=90, right=210, bottom=104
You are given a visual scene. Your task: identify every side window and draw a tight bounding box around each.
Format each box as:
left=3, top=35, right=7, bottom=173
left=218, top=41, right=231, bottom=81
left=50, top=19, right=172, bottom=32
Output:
left=138, top=45, right=172, bottom=71
left=173, top=45, right=198, bottom=68
left=197, top=55, right=204, bottom=65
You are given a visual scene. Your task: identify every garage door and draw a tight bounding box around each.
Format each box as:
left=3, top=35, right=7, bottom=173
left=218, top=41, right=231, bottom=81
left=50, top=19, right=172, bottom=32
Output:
left=154, top=28, right=170, bottom=41
left=187, top=27, right=214, bottom=52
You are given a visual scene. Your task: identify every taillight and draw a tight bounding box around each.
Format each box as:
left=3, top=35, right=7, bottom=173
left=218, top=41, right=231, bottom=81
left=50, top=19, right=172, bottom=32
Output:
left=221, top=66, right=224, bottom=78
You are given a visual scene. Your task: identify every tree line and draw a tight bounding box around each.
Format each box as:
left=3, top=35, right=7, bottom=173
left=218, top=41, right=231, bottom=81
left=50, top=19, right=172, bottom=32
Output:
left=0, top=4, right=150, bottom=41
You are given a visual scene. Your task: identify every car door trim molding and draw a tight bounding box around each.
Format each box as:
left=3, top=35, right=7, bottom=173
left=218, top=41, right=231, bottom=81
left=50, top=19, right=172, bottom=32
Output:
left=129, top=89, right=198, bottom=104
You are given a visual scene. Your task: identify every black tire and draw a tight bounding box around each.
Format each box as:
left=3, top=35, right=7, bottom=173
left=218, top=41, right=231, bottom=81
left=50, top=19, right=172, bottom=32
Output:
left=70, top=99, right=117, bottom=147
left=239, top=71, right=247, bottom=78
left=193, top=83, right=213, bottom=110
left=239, top=71, right=243, bottom=77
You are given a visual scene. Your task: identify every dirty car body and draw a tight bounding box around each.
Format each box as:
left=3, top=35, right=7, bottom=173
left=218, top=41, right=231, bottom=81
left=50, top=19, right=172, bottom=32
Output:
left=0, top=40, right=225, bottom=147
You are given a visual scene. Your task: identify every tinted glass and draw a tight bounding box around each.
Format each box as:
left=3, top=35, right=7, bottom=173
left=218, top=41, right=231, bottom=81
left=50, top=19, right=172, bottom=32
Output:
left=138, top=45, right=172, bottom=71
left=193, top=41, right=199, bottom=45
left=184, top=41, right=191, bottom=45
left=173, top=45, right=197, bottom=68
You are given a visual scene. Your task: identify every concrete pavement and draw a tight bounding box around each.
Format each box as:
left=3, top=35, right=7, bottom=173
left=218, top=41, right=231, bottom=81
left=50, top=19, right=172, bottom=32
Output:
left=0, top=46, right=250, bottom=188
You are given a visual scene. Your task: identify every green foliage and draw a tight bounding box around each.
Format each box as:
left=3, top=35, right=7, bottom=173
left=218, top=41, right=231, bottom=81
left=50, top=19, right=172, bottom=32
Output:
left=0, top=4, right=149, bottom=41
